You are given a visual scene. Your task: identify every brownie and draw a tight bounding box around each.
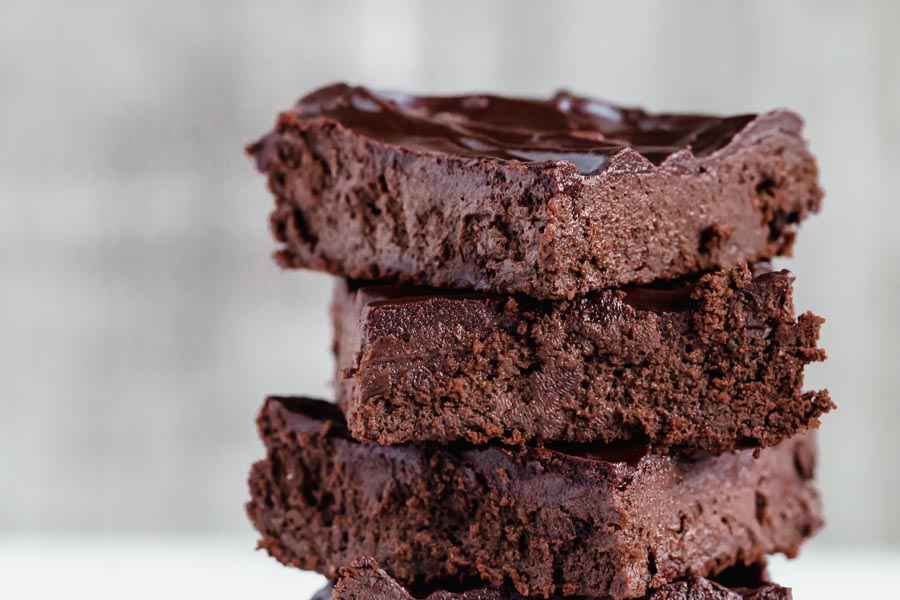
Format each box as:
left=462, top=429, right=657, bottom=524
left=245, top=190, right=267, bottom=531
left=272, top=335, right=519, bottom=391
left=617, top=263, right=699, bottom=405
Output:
left=247, top=397, right=822, bottom=600
left=332, top=263, right=831, bottom=451
left=248, top=83, right=822, bottom=298
left=314, top=556, right=791, bottom=600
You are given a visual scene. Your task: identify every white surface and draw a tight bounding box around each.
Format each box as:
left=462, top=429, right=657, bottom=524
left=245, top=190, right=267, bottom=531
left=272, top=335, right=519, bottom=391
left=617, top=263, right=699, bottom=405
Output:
left=0, top=536, right=326, bottom=599
left=0, top=537, right=897, bottom=600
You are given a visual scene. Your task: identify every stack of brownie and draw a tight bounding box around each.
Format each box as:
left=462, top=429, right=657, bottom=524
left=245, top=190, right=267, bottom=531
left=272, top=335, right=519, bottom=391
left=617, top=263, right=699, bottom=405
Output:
left=246, top=83, right=832, bottom=600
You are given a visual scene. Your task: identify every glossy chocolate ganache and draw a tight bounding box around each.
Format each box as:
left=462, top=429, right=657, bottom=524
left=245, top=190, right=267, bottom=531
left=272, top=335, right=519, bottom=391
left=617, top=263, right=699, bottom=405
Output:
left=287, top=83, right=757, bottom=175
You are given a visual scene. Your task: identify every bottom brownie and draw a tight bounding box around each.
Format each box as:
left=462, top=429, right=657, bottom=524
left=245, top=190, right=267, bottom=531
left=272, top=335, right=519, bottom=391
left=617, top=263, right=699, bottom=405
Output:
left=315, top=556, right=791, bottom=600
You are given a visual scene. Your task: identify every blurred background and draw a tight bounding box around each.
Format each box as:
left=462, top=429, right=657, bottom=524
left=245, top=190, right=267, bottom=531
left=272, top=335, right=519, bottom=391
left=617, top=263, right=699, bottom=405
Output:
left=2, top=0, right=899, bottom=596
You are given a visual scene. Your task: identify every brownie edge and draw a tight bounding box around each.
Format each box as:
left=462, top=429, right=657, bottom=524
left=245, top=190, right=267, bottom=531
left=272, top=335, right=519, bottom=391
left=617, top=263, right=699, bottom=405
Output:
left=318, top=556, right=792, bottom=600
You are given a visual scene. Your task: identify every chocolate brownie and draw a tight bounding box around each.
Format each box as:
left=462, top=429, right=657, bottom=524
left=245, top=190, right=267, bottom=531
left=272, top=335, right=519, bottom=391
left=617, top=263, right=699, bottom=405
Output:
left=332, top=263, right=830, bottom=451
left=247, top=397, right=822, bottom=599
left=315, top=556, right=791, bottom=600
left=248, top=83, right=822, bottom=298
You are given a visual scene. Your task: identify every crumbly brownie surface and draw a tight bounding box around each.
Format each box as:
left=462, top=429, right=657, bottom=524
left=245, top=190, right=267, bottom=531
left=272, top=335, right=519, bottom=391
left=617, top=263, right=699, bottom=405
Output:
left=247, top=397, right=822, bottom=599
left=332, top=263, right=831, bottom=451
left=248, top=84, right=822, bottom=298
left=316, top=556, right=791, bottom=600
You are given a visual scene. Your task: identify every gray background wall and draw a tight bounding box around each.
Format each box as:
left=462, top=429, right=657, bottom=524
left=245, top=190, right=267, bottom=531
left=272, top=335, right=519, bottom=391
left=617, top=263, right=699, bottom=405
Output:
left=2, top=0, right=898, bottom=541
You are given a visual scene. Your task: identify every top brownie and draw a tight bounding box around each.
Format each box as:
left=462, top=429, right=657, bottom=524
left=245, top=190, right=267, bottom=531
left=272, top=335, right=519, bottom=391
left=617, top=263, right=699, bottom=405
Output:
left=249, top=83, right=822, bottom=298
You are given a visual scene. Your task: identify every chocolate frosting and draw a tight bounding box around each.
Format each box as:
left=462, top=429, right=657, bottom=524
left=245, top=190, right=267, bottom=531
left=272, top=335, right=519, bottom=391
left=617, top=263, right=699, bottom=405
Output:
left=290, top=83, right=757, bottom=175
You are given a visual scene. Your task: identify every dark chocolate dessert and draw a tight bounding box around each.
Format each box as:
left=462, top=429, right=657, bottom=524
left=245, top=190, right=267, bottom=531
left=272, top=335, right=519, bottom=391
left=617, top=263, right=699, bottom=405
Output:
left=316, top=556, right=791, bottom=600
left=249, top=84, right=822, bottom=298
left=332, top=263, right=830, bottom=451
left=247, top=397, right=821, bottom=599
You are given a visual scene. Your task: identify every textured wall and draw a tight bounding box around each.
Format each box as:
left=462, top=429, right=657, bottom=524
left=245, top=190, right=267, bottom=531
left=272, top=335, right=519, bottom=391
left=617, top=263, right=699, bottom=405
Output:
left=1, top=0, right=898, bottom=541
